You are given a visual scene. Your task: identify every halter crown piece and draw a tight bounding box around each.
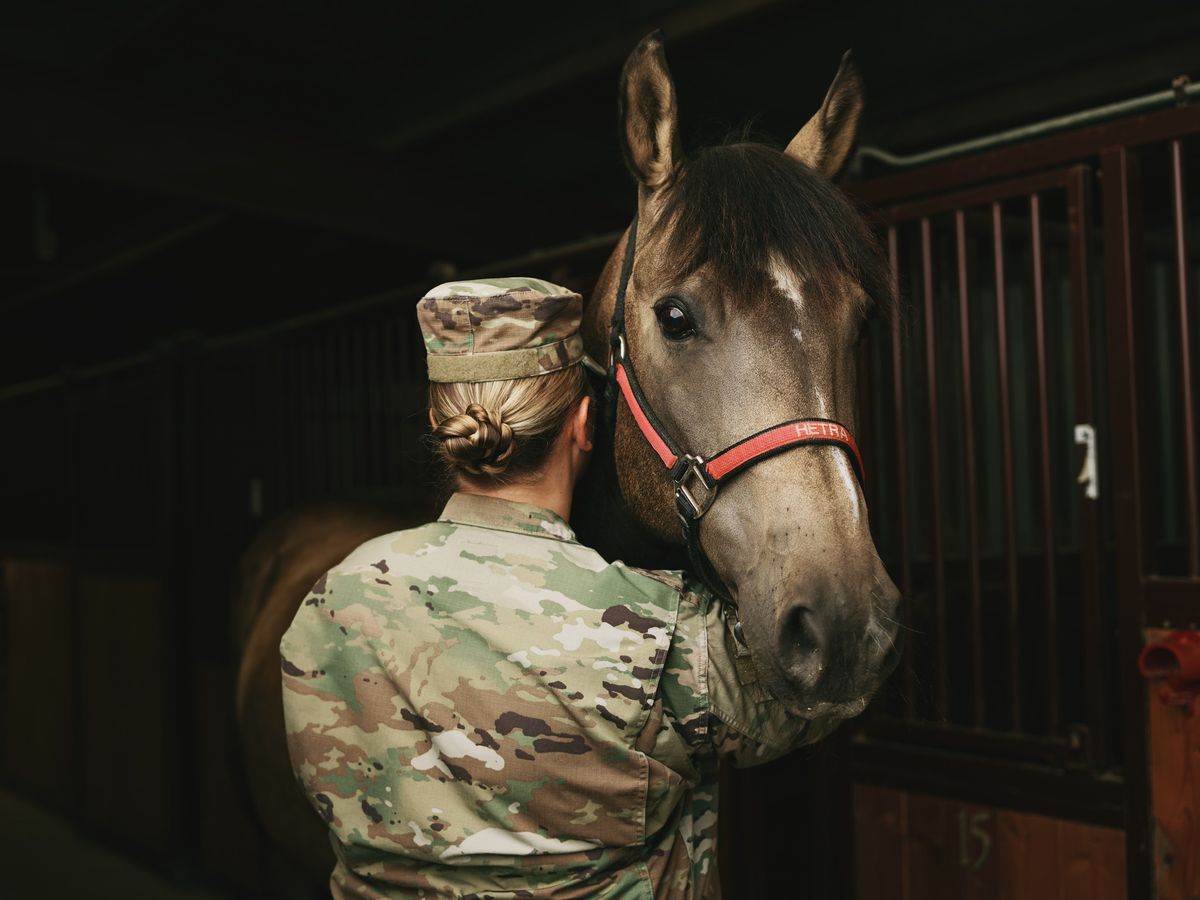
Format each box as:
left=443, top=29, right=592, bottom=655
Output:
left=605, top=210, right=866, bottom=645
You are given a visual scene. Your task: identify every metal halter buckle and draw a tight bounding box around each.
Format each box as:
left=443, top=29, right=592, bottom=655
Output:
left=674, top=454, right=718, bottom=521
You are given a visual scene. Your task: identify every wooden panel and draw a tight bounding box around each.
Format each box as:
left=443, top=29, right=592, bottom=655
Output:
left=1146, top=626, right=1200, bottom=898
left=78, top=573, right=170, bottom=860
left=854, top=783, right=907, bottom=900
left=995, top=809, right=1061, bottom=900
left=1059, top=819, right=1126, bottom=900
left=854, top=785, right=1126, bottom=899
left=907, top=792, right=997, bottom=900
left=0, top=557, right=74, bottom=810
left=194, top=661, right=266, bottom=895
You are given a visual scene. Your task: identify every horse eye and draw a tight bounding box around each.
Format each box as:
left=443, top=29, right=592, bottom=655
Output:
left=655, top=300, right=696, bottom=341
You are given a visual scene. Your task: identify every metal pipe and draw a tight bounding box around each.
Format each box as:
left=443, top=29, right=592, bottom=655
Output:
left=886, top=225, right=917, bottom=720
left=1030, top=192, right=1060, bottom=735
left=1169, top=139, right=1200, bottom=575
left=855, top=76, right=1199, bottom=171
left=992, top=200, right=1022, bottom=732
left=954, top=209, right=985, bottom=727
left=920, top=217, right=949, bottom=721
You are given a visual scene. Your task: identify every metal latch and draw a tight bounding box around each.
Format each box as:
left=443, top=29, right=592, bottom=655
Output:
left=1075, top=424, right=1098, bottom=500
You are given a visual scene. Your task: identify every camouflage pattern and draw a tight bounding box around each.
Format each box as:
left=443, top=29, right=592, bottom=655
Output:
left=418, top=277, right=585, bottom=383
left=281, top=493, right=824, bottom=899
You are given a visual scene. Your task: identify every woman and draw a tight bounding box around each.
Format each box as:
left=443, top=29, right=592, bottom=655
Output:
left=280, top=277, right=825, bottom=899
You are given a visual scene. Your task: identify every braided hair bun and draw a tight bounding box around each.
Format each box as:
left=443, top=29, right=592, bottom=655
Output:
left=432, top=403, right=517, bottom=476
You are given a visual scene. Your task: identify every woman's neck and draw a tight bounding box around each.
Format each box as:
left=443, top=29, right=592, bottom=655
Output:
left=457, top=451, right=574, bottom=521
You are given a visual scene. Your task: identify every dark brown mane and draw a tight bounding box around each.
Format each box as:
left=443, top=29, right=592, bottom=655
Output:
left=658, top=142, right=896, bottom=319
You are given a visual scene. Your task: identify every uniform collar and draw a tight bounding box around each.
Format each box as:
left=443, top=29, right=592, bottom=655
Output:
left=438, top=492, right=578, bottom=543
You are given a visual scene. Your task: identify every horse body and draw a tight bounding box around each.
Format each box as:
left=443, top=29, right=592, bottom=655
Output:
left=232, top=34, right=900, bottom=892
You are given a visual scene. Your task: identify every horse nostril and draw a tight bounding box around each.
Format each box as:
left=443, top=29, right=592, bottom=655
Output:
left=780, top=604, right=824, bottom=688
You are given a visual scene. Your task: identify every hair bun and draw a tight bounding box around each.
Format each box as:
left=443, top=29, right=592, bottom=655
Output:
left=432, top=403, right=517, bottom=476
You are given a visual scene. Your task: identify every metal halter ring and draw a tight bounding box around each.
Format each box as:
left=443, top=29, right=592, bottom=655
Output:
left=673, top=454, right=718, bottom=521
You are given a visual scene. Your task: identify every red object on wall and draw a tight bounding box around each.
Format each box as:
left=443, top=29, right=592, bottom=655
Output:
left=1139, top=631, right=1200, bottom=713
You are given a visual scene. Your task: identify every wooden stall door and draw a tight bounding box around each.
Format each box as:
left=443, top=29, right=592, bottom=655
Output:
left=77, top=573, right=172, bottom=860
left=855, top=785, right=1126, bottom=900
left=0, top=558, right=75, bottom=812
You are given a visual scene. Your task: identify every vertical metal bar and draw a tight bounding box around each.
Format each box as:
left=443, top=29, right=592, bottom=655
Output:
left=350, top=325, right=365, bottom=490
left=321, top=329, right=336, bottom=494
left=955, top=210, right=985, bottom=726
left=383, top=317, right=399, bottom=486
left=366, top=324, right=382, bottom=488
left=992, top=200, right=1022, bottom=731
left=301, top=335, right=316, bottom=497
left=1030, top=192, right=1060, bottom=734
left=1066, top=167, right=1105, bottom=769
left=921, top=217, right=948, bottom=721
left=888, top=226, right=916, bottom=720
left=1170, top=139, right=1200, bottom=575
left=1100, top=146, right=1151, bottom=900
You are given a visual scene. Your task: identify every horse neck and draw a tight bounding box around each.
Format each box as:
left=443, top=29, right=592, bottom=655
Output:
left=574, top=226, right=685, bottom=571
left=572, top=429, right=683, bottom=569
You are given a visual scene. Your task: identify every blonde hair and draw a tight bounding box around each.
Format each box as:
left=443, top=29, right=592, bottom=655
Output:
left=429, top=365, right=589, bottom=481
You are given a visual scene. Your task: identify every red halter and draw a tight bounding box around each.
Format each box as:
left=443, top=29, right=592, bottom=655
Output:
left=605, top=210, right=866, bottom=624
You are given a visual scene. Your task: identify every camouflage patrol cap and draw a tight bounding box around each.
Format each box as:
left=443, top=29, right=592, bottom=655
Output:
left=417, top=277, right=586, bottom=383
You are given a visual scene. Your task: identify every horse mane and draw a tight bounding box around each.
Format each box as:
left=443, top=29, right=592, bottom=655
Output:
left=657, top=141, right=896, bottom=321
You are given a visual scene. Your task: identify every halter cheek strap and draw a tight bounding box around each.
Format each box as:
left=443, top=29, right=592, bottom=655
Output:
left=604, top=210, right=866, bottom=640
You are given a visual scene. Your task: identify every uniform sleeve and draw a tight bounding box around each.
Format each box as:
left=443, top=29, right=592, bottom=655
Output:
left=667, top=580, right=841, bottom=768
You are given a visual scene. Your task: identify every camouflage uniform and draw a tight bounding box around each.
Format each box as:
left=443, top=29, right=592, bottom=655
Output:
left=281, top=495, right=827, bottom=898
left=280, top=278, right=826, bottom=897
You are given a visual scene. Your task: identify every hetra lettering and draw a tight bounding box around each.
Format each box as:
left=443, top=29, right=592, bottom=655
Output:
left=795, top=422, right=844, bottom=440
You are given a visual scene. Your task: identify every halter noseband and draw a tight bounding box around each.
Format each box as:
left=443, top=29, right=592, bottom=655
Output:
left=605, top=210, right=866, bottom=642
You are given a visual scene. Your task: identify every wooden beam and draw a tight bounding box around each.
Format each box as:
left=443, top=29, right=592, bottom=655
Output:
left=0, top=66, right=519, bottom=253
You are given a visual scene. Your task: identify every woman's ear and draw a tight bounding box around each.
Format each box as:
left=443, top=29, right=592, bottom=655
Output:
left=572, top=395, right=594, bottom=453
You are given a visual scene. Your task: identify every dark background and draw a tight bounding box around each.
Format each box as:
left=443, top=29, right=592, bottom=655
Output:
left=4, top=0, right=1199, bottom=385
left=1, top=1, right=1198, bottom=897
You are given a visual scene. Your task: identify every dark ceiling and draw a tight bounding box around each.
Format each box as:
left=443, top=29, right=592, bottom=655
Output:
left=3, top=0, right=1199, bottom=385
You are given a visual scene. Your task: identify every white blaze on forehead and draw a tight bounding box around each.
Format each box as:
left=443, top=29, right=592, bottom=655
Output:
left=770, top=256, right=863, bottom=522
left=834, top=451, right=863, bottom=523
left=813, top=386, right=862, bottom=522
left=769, top=255, right=807, bottom=343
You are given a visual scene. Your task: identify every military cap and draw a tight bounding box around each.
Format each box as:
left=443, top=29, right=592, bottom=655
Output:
left=417, top=277, right=587, bottom=383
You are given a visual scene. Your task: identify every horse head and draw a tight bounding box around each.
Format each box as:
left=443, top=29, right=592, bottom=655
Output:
left=581, top=34, right=902, bottom=720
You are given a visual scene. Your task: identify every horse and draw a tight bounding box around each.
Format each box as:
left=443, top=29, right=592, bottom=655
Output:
left=232, top=32, right=902, bottom=894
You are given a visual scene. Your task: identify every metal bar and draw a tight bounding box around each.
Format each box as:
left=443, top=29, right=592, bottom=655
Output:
left=1029, top=192, right=1060, bottom=735
left=854, top=79, right=1200, bottom=171
left=349, top=326, right=365, bottom=489
left=1065, top=167, right=1106, bottom=770
left=887, top=226, right=916, bottom=720
left=381, top=318, right=398, bottom=486
left=1169, top=139, right=1200, bottom=576
left=921, top=218, right=948, bottom=721
left=879, top=166, right=1087, bottom=225
left=992, top=201, right=1022, bottom=732
left=853, top=104, right=1200, bottom=208
left=955, top=210, right=985, bottom=726
left=1100, top=146, right=1152, bottom=900
left=365, top=324, right=382, bottom=487
left=864, top=716, right=1071, bottom=766
left=849, top=742, right=1126, bottom=829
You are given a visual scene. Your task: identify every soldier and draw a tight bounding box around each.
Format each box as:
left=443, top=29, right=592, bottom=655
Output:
left=280, top=277, right=833, bottom=899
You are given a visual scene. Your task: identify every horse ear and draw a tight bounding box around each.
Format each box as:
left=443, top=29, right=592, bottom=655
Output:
left=619, top=31, right=681, bottom=191
left=785, top=50, right=864, bottom=178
